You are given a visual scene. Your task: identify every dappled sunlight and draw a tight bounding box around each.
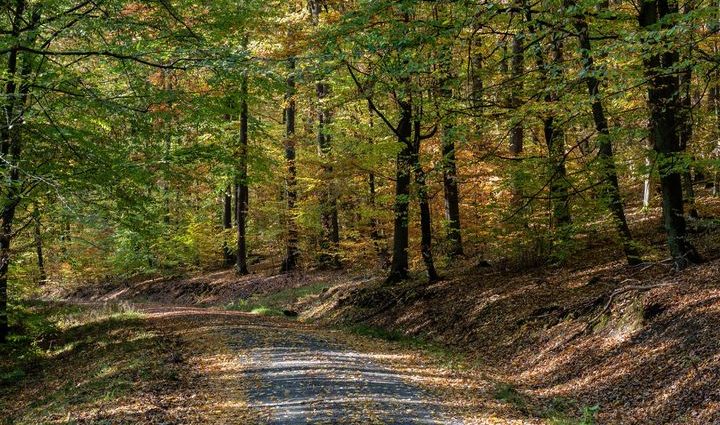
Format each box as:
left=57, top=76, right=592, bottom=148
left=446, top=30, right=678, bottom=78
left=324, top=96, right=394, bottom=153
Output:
left=231, top=329, right=464, bottom=424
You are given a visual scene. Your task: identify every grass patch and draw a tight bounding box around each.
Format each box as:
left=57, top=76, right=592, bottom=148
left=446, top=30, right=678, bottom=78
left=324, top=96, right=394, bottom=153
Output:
left=344, top=324, right=468, bottom=370
left=494, top=383, right=528, bottom=412
left=541, top=396, right=600, bottom=425
left=546, top=404, right=600, bottom=425
left=227, top=282, right=329, bottom=317
left=0, top=300, right=183, bottom=425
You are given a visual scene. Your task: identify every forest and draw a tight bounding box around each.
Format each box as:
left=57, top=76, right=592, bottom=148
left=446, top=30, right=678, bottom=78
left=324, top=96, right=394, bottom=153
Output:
left=1, top=0, right=720, bottom=424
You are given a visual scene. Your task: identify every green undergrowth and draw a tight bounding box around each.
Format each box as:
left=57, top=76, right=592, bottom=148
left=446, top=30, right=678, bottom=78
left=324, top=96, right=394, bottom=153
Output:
left=344, top=324, right=469, bottom=370
left=493, top=383, right=599, bottom=425
left=227, top=281, right=330, bottom=317
left=0, top=300, right=181, bottom=425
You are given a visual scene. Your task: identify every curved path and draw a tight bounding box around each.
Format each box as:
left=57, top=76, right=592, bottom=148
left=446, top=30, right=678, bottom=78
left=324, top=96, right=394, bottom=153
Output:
left=145, top=307, right=467, bottom=425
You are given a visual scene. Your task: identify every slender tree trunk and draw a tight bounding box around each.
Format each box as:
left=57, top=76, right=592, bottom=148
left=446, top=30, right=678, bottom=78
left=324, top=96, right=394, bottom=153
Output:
left=386, top=99, right=412, bottom=284
left=639, top=0, right=700, bottom=269
left=712, top=56, right=720, bottom=197
left=223, top=186, right=232, bottom=229
left=643, top=150, right=653, bottom=208
left=316, top=80, right=340, bottom=268
left=236, top=68, right=250, bottom=275
left=678, top=17, right=699, bottom=220
left=0, top=25, right=19, bottom=344
left=281, top=58, right=300, bottom=272
left=369, top=172, right=390, bottom=268
left=413, top=119, right=439, bottom=282
left=366, top=114, right=390, bottom=268
left=509, top=33, right=524, bottom=157
left=33, top=206, right=46, bottom=284
left=222, top=185, right=234, bottom=265
left=1, top=0, right=35, bottom=343
left=543, top=38, right=571, bottom=229
left=568, top=1, right=641, bottom=265
left=310, top=1, right=341, bottom=268
left=441, top=128, right=463, bottom=257
left=525, top=5, right=571, bottom=230
left=439, top=45, right=463, bottom=258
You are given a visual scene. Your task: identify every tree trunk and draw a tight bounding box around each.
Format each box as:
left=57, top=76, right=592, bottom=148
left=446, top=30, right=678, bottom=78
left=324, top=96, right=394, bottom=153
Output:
left=237, top=69, right=250, bottom=275
left=441, top=127, right=463, bottom=258
left=33, top=206, right=46, bottom=284
left=544, top=38, right=571, bottom=229
left=223, top=185, right=232, bottom=229
left=439, top=45, right=463, bottom=258
left=311, top=1, right=341, bottom=269
left=386, top=98, right=412, bottom=284
left=643, top=152, right=653, bottom=208
left=413, top=120, right=439, bottom=282
left=568, top=0, right=641, bottom=265
left=0, top=0, right=35, bottom=343
left=509, top=33, right=524, bottom=157
left=369, top=172, right=390, bottom=268
left=525, top=5, right=571, bottom=230
left=223, top=185, right=234, bottom=265
left=316, top=81, right=341, bottom=269
left=678, top=22, right=699, bottom=220
left=281, top=58, right=300, bottom=273
left=639, top=0, right=700, bottom=269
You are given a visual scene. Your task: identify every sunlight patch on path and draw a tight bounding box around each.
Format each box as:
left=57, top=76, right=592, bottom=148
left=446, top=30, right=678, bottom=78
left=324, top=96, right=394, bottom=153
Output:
left=227, top=329, right=464, bottom=424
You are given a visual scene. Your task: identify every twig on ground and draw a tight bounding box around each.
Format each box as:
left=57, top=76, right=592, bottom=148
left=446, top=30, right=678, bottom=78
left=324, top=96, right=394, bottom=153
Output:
left=586, top=280, right=677, bottom=329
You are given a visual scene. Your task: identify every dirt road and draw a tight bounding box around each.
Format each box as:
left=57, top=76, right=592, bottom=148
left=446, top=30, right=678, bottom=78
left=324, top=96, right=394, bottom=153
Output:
left=142, top=306, right=476, bottom=425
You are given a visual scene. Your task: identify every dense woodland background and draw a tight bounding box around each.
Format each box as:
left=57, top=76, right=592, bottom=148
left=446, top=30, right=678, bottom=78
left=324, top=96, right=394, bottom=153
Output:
left=1, top=0, right=720, bottom=343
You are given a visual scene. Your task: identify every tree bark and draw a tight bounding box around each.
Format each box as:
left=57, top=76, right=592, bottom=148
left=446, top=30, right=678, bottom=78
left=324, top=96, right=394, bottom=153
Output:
left=439, top=44, right=463, bottom=258
left=386, top=98, right=412, bottom=284
left=281, top=58, right=300, bottom=272
left=0, top=0, right=35, bottom=343
left=639, top=0, right=700, bottom=269
left=223, top=185, right=234, bottom=266
left=525, top=4, right=571, bottom=230
left=543, top=38, right=571, bottom=229
left=568, top=0, right=642, bottom=265
left=678, top=16, right=699, bottom=220
left=413, top=120, right=439, bottom=282
left=310, top=1, right=341, bottom=269
left=237, top=68, right=250, bottom=275
left=33, top=206, right=46, bottom=284
left=509, top=33, right=524, bottom=157
left=369, top=172, right=390, bottom=268
left=441, top=127, right=463, bottom=258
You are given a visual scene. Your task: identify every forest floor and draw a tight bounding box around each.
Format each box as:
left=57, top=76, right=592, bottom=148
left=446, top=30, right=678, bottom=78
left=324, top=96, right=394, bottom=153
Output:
left=1, top=302, right=538, bottom=424
left=26, top=257, right=719, bottom=423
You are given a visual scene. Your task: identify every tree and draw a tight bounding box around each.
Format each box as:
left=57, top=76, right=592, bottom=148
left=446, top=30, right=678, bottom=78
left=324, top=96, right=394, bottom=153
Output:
left=310, top=0, right=341, bottom=269
left=236, top=64, right=250, bottom=275
left=281, top=57, right=300, bottom=272
left=566, top=0, right=642, bottom=265
left=639, top=0, right=700, bottom=269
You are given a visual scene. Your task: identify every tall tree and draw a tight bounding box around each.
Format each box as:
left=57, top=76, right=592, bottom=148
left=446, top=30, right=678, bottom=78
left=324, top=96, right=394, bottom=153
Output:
left=566, top=0, right=642, bottom=265
left=236, top=65, right=250, bottom=275
left=437, top=4, right=463, bottom=258
left=412, top=115, right=439, bottom=281
left=639, top=0, right=700, bottom=269
left=0, top=0, right=38, bottom=342
left=310, top=0, right=341, bottom=268
left=281, top=57, right=300, bottom=272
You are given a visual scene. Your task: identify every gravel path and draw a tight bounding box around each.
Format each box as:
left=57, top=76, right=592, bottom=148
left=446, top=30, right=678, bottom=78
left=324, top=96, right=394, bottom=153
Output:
left=225, top=321, right=462, bottom=424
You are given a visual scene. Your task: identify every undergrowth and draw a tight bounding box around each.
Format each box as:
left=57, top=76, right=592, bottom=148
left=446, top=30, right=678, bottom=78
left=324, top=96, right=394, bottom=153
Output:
left=227, top=282, right=329, bottom=317
left=0, top=301, right=180, bottom=425
left=344, top=324, right=468, bottom=370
